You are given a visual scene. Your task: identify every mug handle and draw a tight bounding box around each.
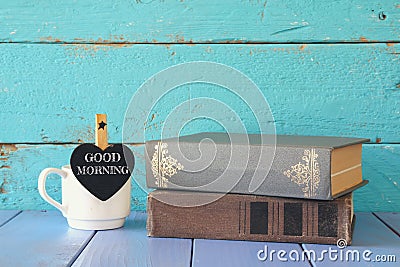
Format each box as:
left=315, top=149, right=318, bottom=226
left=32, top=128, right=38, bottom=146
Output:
left=38, top=168, right=67, bottom=215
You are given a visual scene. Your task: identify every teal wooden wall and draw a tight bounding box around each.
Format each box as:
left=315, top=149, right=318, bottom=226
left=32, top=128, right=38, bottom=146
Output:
left=0, top=0, right=399, bottom=212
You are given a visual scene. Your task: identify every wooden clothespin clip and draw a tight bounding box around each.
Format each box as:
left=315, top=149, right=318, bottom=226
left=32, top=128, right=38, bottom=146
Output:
left=95, top=114, right=109, bottom=150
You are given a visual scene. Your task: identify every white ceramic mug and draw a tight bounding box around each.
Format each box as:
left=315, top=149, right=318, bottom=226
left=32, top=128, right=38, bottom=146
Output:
left=38, top=165, right=131, bottom=230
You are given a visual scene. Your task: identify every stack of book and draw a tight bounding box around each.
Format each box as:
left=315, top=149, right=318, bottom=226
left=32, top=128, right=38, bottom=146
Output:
left=145, top=133, right=368, bottom=245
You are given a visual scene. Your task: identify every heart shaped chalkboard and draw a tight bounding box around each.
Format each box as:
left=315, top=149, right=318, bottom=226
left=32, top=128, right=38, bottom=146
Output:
left=70, top=144, right=135, bottom=201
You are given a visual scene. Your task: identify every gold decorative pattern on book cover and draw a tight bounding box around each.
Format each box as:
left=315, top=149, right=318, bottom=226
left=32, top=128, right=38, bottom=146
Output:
left=284, top=149, right=320, bottom=197
left=151, top=142, right=184, bottom=188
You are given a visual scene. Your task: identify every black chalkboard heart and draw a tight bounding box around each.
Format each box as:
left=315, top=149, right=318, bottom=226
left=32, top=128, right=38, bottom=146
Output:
left=70, top=144, right=135, bottom=201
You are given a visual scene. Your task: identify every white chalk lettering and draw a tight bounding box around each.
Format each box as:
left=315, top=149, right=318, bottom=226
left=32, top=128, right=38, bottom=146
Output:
left=75, top=165, right=129, bottom=176
left=84, top=152, right=121, bottom=163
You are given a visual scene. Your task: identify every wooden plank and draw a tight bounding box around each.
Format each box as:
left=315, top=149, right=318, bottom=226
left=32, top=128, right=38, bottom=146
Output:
left=1, top=144, right=399, bottom=212
left=0, top=44, right=399, bottom=143
left=193, top=239, right=311, bottom=267
left=354, top=145, right=400, bottom=212
left=303, top=213, right=400, bottom=266
left=374, top=212, right=400, bottom=235
left=0, top=0, right=399, bottom=43
left=0, top=210, right=95, bottom=267
left=0, top=210, right=20, bottom=227
left=72, top=212, right=192, bottom=267
left=0, top=144, right=147, bottom=211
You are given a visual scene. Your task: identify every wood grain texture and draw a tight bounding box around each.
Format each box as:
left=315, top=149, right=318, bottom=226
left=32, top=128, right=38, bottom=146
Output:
left=95, top=114, right=108, bottom=150
left=0, top=211, right=397, bottom=266
left=354, top=145, right=400, bottom=212
left=1, top=0, right=399, bottom=213
left=193, top=239, right=311, bottom=267
left=0, top=210, right=20, bottom=227
left=0, top=143, right=147, bottom=211
left=0, top=210, right=95, bottom=267
left=72, top=212, right=192, bottom=267
left=0, top=143, right=398, bottom=212
left=374, top=212, right=400, bottom=235
left=0, top=0, right=399, bottom=43
left=303, top=213, right=400, bottom=267
left=0, top=43, right=399, bottom=143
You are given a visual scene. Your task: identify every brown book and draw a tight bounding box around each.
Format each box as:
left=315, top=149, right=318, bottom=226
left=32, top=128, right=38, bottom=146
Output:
left=147, top=190, right=354, bottom=245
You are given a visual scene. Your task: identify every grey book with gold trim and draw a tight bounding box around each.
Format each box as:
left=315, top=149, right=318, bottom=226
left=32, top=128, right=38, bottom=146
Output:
left=145, top=132, right=369, bottom=200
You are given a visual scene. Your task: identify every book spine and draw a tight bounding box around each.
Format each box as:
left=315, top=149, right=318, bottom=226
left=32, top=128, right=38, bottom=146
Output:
left=147, top=191, right=353, bottom=245
left=145, top=140, right=332, bottom=200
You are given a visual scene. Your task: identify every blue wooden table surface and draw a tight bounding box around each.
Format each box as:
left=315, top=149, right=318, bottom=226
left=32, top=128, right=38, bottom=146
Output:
left=0, top=211, right=398, bottom=267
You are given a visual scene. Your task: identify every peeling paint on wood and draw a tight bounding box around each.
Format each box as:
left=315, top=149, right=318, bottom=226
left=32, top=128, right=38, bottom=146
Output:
left=354, top=145, right=400, bottom=212
left=0, top=145, right=18, bottom=157
left=0, top=43, right=399, bottom=143
left=0, top=143, right=398, bottom=211
left=39, top=36, right=63, bottom=43
left=0, top=0, right=399, bottom=214
left=0, top=0, right=399, bottom=43
left=0, top=166, right=11, bottom=169
left=0, top=179, right=7, bottom=194
left=0, top=144, right=147, bottom=210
